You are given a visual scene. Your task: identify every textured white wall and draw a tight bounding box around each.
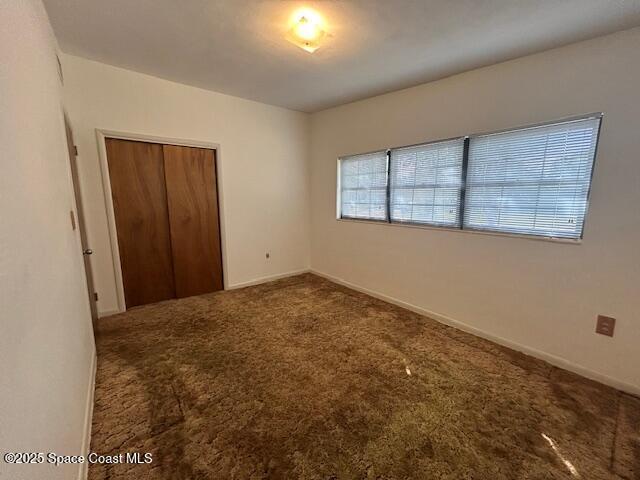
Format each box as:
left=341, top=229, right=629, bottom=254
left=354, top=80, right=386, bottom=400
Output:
left=61, top=54, right=310, bottom=315
left=310, top=27, right=640, bottom=392
left=0, top=1, right=95, bottom=479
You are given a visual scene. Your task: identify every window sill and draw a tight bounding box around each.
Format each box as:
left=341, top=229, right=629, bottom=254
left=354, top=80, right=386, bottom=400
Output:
left=336, top=218, right=583, bottom=245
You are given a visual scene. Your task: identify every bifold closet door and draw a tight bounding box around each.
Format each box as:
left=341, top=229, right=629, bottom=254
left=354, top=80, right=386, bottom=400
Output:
left=163, top=145, right=223, bottom=297
left=105, top=139, right=176, bottom=307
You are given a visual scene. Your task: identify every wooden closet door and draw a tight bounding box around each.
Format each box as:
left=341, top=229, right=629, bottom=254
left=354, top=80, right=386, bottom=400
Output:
left=163, top=145, right=223, bottom=297
left=106, top=139, right=176, bottom=307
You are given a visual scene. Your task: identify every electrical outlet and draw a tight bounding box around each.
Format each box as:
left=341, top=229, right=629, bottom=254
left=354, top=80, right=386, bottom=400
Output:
left=596, top=315, right=616, bottom=337
left=265, top=252, right=270, bottom=259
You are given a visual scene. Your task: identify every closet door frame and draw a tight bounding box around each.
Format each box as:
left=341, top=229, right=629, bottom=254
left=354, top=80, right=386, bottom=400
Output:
left=96, top=129, right=226, bottom=313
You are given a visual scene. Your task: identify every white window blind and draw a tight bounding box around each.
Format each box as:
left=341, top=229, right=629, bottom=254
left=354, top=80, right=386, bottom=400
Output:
left=464, top=117, right=600, bottom=239
left=339, top=151, right=388, bottom=221
left=390, top=138, right=465, bottom=226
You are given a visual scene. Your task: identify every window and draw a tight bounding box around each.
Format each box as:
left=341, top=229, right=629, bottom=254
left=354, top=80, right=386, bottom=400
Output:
left=337, top=114, right=601, bottom=241
left=464, top=117, right=601, bottom=239
left=390, top=138, right=465, bottom=227
left=339, top=151, right=388, bottom=221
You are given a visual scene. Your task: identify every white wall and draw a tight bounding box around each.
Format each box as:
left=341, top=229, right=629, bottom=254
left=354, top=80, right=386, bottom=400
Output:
left=61, top=54, right=310, bottom=315
left=0, top=1, right=95, bottom=479
left=310, top=27, right=640, bottom=392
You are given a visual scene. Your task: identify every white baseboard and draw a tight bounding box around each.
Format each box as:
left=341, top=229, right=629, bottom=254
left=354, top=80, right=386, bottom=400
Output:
left=78, top=349, right=97, bottom=480
left=97, top=270, right=311, bottom=317
left=97, top=309, right=121, bottom=318
left=310, top=269, right=640, bottom=397
left=227, top=268, right=310, bottom=290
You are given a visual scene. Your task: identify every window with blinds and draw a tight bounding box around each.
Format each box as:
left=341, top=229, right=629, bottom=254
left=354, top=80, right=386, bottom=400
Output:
left=339, top=151, right=388, bottom=221
left=464, top=117, right=601, bottom=239
left=337, top=114, right=601, bottom=240
left=390, top=138, right=465, bottom=227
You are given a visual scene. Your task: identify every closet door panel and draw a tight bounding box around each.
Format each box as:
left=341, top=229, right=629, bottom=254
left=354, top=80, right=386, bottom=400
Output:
left=163, top=145, right=223, bottom=297
left=105, top=139, right=176, bottom=307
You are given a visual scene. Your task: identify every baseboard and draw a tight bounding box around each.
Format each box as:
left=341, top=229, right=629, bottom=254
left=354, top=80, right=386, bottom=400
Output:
left=97, top=269, right=311, bottom=315
left=227, top=268, right=310, bottom=290
left=78, top=349, right=97, bottom=480
left=310, top=269, right=640, bottom=397
left=97, top=308, right=121, bottom=318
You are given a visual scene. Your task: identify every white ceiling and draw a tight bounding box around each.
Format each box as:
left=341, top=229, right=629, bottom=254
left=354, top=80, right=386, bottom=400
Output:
left=44, top=0, right=640, bottom=112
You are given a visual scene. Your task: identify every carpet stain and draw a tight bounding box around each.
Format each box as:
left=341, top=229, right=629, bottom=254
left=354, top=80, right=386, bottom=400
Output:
left=89, top=273, right=638, bottom=479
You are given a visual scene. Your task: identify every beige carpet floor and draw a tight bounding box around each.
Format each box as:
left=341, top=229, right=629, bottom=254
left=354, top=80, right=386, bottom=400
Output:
left=90, top=273, right=639, bottom=479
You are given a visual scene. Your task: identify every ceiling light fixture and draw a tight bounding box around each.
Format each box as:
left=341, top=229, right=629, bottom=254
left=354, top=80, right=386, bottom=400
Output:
left=286, top=9, right=325, bottom=53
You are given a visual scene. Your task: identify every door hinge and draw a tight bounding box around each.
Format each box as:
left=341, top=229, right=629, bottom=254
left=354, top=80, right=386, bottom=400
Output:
left=93, top=292, right=99, bottom=302
left=73, top=145, right=78, bottom=156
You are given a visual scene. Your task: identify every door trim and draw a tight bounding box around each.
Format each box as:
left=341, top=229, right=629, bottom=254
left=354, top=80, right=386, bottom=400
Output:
left=95, top=129, right=228, bottom=313
left=65, top=114, right=99, bottom=322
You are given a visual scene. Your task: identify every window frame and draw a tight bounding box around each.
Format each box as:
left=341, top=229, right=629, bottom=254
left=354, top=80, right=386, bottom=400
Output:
left=336, top=112, right=603, bottom=242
